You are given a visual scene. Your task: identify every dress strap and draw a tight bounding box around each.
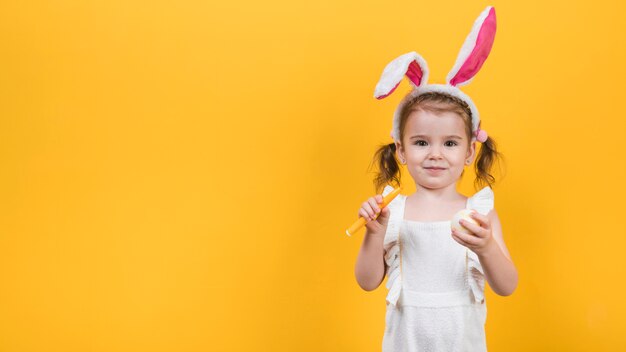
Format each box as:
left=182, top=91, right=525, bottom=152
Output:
left=382, top=185, right=406, bottom=246
left=381, top=185, right=406, bottom=306
left=466, top=186, right=494, bottom=215
left=465, top=186, right=495, bottom=304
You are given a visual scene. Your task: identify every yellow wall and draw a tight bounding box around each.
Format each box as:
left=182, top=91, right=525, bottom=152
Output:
left=1, top=0, right=625, bottom=350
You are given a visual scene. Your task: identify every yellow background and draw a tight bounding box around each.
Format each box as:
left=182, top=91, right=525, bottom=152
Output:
left=1, top=0, right=625, bottom=350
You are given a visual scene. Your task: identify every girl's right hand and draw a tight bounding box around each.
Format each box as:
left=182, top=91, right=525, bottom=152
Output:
left=358, top=194, right=391, bottom=236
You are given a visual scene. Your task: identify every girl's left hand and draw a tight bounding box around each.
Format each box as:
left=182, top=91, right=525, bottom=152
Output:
left=451, top=211, right=495, bottom=256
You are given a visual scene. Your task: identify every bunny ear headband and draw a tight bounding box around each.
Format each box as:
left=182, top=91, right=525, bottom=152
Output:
left=374, top=6, right=496, bottom=144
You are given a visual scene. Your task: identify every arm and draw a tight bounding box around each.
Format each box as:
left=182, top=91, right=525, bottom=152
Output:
left=452, top=208, right=518, bottom=296
left=354, top=229, right=387, bottom=291
left=476, top=209, right=518, bottom=296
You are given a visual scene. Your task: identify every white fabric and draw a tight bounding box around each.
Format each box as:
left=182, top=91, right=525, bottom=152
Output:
left=374, top=52, right=429, bottom=98
left=380, top=185, right=494, bottom=351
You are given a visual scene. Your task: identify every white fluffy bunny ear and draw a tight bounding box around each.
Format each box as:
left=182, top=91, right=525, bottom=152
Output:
left=374, top=52, right=429, bottom=99
left=446, top=6, right=497, bottom=87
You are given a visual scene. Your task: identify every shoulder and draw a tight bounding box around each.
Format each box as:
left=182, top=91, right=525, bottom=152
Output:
left=382, top=185, right=406, bottom=207
left=467, top=186, right=494, bottom=216
left=381, top=185, right=406, bottom=247
left=485, top=207, right=513, bottom=261
left=486, top=207, right=501, bottom=226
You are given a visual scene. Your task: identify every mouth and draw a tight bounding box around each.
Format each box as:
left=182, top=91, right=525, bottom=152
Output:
left=424, top=167, right=447, bottom=175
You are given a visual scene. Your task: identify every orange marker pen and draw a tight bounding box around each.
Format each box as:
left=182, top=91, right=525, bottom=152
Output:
left=345, top=186, right=403, bottom=236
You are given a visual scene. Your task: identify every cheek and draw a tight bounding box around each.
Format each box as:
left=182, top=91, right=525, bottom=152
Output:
left=406, top=148, right=425, bottom=159
left=451, top=151, right=468, bottom=164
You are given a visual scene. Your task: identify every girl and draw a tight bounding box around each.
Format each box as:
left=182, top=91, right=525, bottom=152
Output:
left=354, top=6, right=518, bottom=351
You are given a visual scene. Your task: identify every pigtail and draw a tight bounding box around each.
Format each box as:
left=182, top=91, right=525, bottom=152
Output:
left=371, top=143, right=401, bottom=194
left=474, top=135, right=503, bottom=190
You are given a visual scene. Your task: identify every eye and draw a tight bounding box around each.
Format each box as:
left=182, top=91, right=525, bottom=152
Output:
left=414, top=140, right=428, bottom=146
left=444, top=141, right=458, bottom=147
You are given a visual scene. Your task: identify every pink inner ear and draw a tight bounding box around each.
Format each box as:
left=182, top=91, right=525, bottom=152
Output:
left=450, top=8, right=496, bottom=86
left=376, top=60, right=423, bottom=100
left=406, top=60, right=424, bottom=87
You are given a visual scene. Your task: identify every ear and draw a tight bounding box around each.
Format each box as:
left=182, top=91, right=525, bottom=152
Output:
left=395, top=140, right=405, bottom=161
left=374, top=52, right=429, bottom=99
left=446, top=6, right=497, bottom=87
left=466, top=142, right=477, bottom=163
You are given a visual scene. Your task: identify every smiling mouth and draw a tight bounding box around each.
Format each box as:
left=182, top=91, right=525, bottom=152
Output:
left=425, top=167, right=446, bottom=170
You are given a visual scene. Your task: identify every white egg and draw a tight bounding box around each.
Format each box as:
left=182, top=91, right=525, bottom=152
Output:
left=451, top=209, right=479, bottom=235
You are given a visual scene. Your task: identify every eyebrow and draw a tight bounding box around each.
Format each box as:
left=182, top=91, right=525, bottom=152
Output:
left=409, top=134, right=463, bottom=140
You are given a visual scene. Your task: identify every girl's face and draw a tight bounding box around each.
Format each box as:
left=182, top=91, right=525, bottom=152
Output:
left=396, top=108, right=475, bottom=191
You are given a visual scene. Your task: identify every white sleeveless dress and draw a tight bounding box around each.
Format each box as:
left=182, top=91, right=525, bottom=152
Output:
left=380, top=185, right=494, bottom=352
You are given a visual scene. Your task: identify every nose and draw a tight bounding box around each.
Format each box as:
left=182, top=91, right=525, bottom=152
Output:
left=428, top=145, right=443, bottom=159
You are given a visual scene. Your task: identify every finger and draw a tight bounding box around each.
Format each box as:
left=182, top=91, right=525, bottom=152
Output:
left=367, top=198, right=381, bottom=216
left=452, top=228, right=480, bottom=246
left=469, top=211, right=490, bottom=229
left=360, top=202, right=376, bottom=220
left=362, top=198, right=376, bottom=219
left=460, top=219, right=487, bottom=238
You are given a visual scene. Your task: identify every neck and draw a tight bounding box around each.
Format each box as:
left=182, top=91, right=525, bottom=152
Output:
left=413, top=183, right=460, bottom=202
